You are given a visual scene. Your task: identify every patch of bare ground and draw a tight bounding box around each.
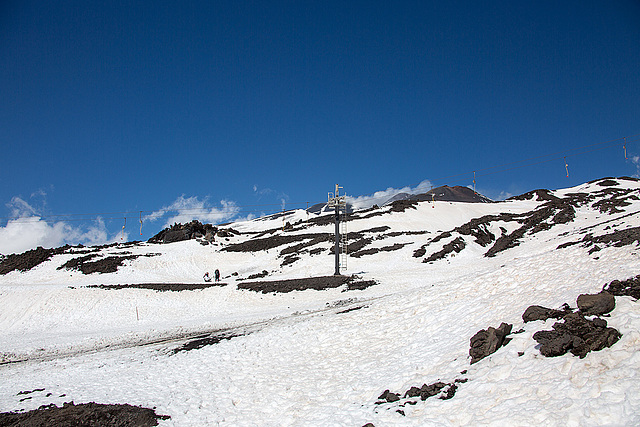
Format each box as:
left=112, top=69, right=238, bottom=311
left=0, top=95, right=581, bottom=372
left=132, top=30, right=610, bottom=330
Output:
left=87, top=283, right=226, bottom=292
left=58, top=254, right=159, bottom=274
left=237, top=275, right=377, bottom=293
left=172, top=332, right=244, bottom=354
left=223, top=233, right=333, bottom=253
left=0, top=401, right=169, bottom=427
left=557, top=226, right=640, bottom=254
left=416, top=181, right=639, bottom=262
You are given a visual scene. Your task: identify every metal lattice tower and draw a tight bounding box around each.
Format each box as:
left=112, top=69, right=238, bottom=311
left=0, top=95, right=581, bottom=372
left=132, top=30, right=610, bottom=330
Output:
left=328, top=184, right=347, bottom=275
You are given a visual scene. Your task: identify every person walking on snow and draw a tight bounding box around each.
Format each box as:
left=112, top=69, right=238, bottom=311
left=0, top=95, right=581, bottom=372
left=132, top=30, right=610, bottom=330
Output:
left=214, top=269, right=220, bottom=282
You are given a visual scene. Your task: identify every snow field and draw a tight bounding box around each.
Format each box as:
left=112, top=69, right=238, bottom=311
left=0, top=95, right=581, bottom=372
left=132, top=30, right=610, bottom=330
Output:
left=1, top=179, right=640, bottom=425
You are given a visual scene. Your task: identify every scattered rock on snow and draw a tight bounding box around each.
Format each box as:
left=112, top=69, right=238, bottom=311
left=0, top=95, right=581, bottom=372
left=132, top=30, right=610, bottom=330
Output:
left=533, top=313, right=621, bottom=358
left=469, top=322, right=512, bottom=364
left=378, top=390, right=401, bottom=403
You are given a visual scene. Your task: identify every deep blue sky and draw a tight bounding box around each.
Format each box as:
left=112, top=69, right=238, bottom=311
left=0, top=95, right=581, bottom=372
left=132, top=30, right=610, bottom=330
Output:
left=1, top=0, right=639, bottom=249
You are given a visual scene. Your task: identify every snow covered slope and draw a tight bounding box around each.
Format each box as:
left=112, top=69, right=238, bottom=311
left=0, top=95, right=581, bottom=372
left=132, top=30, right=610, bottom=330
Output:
left=1, top=177, right=639, bottom=426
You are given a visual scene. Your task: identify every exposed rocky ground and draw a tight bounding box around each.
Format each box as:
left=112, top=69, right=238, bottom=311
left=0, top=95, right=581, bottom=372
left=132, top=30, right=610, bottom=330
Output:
left=237, top=275, right=377, bottom=293
left=87, top=283, right=227, bottom=292
left=414, top=177, right=640, bottom=262
left=58, top=253, right=160, bottom=275
left=148, top=220, right=239, bottom=244
left=0, top=400, right=169, bottom=427
left=0, top=243, right=145, bottom=275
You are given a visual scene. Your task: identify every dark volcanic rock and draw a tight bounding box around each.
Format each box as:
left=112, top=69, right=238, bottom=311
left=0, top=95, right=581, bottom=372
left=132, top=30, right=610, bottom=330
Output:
left=226, top=233, right=333, bottom=253
left=469, top=322, right=512, bottom=364
left=173, top=332, right=244, bottom=353
left=596, top=179, right=619, bottom=187
left=0, top=401, right=170, bottom=427
left=378, top=390, right=400, bottom=402
left=59, top=254, right=158, bottom=275
left=0, top=246, right=68, bottom=275
left=413, top=247, right=426, bottom=258
left=508, top=189, right=560, bottom=202
left=149, top=220, right=238, bottom=244
left=533, top=313, right=621, bottom=358
left=532, top=330, right=574, bottom=357
left=576, top=291, right=615, bottom=315
left=88, top=283, right=226, bottom=292
left=350, top=243, right=407, bottom=258
left=377, top=379, right=462, bottom=407
left=604, top=275, right=640, bottom=300
left=522, top=305, right=572, bottom=322
left=423, top=237, right=466, bottom=263
left=558, top=227, right=640, bottom=252
left=237, top=275, right=375, bottom=293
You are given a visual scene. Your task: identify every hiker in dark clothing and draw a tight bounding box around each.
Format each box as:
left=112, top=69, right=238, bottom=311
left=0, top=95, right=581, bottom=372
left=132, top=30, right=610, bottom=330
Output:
left=214, top=269, right=220, bottom=282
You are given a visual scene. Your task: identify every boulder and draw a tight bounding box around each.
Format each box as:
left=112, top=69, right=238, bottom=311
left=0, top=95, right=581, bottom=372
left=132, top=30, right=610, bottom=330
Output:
left=532, top=330, right=574, bottom=357
left=469, top=322, right=512, bottom=364
left=522, top=305, right=570, bottom=322
left=576, top=291, right=615, bottom=315
left=378, top=390, right=400, bottom=403
left=162, top=229, right=191, bottom=243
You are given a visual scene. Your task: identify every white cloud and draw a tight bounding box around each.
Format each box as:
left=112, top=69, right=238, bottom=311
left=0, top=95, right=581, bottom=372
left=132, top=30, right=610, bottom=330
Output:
left=253, top=185, right=290, bottom=210
left=0, top=197, right=123, bottom=255
left=144, top=195, right=241, bottom=229
left=0, top=197, right=128, bottom=254
left=346, top=180, right=433, bottom=209
left=7, top=196, right=37, bottom=218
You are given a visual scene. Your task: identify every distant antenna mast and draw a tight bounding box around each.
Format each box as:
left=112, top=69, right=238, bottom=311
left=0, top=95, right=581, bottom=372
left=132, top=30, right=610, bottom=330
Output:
left=328, top=184, right=347, bottom=275
left=473, top=171, right=476, bottom=194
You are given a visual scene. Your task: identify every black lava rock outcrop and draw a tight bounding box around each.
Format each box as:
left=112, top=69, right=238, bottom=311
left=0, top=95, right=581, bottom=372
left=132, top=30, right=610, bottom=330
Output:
left=0, top=401, right=170, bottom=427
left=527, top=290, right=622, bottom=358
left=148, top=220, right=238, bottom=244
left=237, top=275, right=376, bottom=293
left=423, top=237, right=466, bottom=263
left=604, top=275, right=640, bottom=300
left=58, top=253, right=158, bottom=275
left=469, top=322, right=512, bottom=364
left=0, top=245, right=69, bottom=275
left=533, top=313, right=621, bottom=358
